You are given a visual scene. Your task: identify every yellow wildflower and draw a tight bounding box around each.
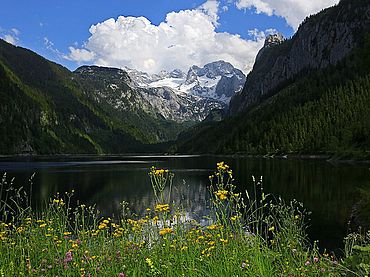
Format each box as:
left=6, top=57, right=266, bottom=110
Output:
left=113, top=230, right=123, bottom=238
left=52, top=199, right=65, bottom=206
left=155, top=203, right=170, bottom=212
left=152, top=216, right=159, bottom=224
left=150, top=167, right=169, bottom=176
left=216, top=161, right=229, bottom=171
left=16, top=227, right=25, bottom=233
left=98, top=223, right=107, bottom=230
left=214, top=190, right=228, bottom=200
left=159, top=227, right=173, bottom=236
left=0, top=231, right=7, bottom=241
left=145, top=258, right=154, bottom=269
left=220, top=238, right=228, bottom=244
left=207, top=224, right=218, bottom=230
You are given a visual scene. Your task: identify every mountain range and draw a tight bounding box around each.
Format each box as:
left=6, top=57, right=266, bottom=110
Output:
left=0, top=40, right=244, bottom=154
left=0, top=0, right=369, bottom=158
left=127, top=60, right=245, bottom=104
left=76, top=60, right=245, bottom=123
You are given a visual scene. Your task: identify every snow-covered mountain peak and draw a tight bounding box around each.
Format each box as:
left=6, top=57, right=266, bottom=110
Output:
left=189, top=60, right=235, bottom=79
left=125, top=60, right=246, bottom=104
left=169, top=69, right=185, bottom=78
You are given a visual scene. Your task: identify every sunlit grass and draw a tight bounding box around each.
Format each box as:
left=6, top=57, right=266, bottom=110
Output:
left=0, top=163, right=367, bottom=276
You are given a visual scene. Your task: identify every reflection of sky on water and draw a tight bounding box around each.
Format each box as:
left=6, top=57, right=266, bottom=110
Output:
left=0, top=155, right=369, bottom=253
left=0, top=160, right=161, bottom=171
left=95, top=177, right=211, bottom=224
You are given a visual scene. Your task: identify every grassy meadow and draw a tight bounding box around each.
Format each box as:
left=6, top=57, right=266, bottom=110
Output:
left=0, top=163, right=369, bottom=276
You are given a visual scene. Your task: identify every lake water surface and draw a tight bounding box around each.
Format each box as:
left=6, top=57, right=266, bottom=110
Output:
left=0, top=155, right=369, bottom=253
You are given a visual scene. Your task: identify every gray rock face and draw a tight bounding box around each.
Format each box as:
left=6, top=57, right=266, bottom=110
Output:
left=76, top=60, right=246, bottom=123
left=74, top=65, right=228, bottom=123
left=138, top=86, right=226, bottom=122
left=230, top=0, right=370, bottom=114
left=264, top=33, right=285, bottom=47
left=118, top=60, right=246, bottom=121
left=169, top=69, right=185, bottom=78
left=183, top=61, right=246, bottom=101
left=255, top=34, right=285, bottom=62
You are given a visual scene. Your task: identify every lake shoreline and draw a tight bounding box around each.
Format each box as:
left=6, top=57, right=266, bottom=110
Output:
left=0, top=152, right=369, bottom=164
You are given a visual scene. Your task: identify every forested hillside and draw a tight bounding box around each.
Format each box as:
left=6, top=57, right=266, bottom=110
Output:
left=174, top=36, right=370, bottom=159
left=0, top=39, right=150, bottom=154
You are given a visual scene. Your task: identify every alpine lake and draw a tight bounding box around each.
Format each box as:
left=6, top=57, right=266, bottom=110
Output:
left=1, top=155, right=369, bottom=254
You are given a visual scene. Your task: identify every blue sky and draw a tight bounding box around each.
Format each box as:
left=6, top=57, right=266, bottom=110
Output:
left=0, top=0, right=338, bottom=73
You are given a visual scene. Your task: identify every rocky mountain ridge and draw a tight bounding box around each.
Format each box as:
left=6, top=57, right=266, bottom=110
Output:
left=255, top=33, right=285, bottom=62
left=230, top=0, right=370, bottom=114
left=126, top=60, right=245, bottom=104
left=75, top=66, right=225, bottom=123
left=76, top=60, right=245, bottom=123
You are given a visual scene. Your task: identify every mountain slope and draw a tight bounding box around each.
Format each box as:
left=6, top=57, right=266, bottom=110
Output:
left=74, top=66, right=194, bottom=142
left=0, top=39, right=151, bottom=154
left=230, top=0, right=370, bottom=114
left=75, top=66, right=224, bottom=124
left=74, top=61, right=245, bottom=127
left=174, top=0, right=370, bottom=159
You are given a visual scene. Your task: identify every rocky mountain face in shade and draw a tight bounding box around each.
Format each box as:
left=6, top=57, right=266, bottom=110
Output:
left=230, top=0, right=370, bottom=114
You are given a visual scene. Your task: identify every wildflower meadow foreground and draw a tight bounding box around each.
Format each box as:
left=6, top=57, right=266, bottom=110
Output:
left=0, top=163, right=369, bottom=276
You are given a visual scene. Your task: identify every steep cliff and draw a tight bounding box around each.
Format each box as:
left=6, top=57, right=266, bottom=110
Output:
left=230, top=0, right=370, bottom=114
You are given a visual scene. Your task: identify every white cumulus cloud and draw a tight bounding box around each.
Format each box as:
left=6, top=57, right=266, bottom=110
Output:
left=65, top=0, right=266, bottom=74
left=66, top=47, right=96, bottom=62
left=11, top=28, right=20, bottom=36
left=236, top=0, right=340, bottom=30
left=1, top=27, right=20, bottom=45
left=4, top=34, right=17, bottom=45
